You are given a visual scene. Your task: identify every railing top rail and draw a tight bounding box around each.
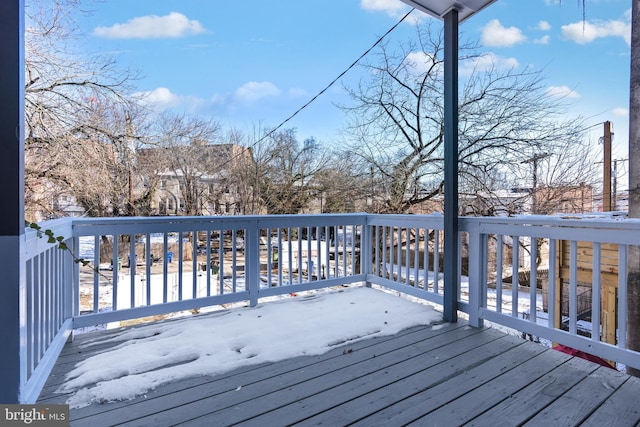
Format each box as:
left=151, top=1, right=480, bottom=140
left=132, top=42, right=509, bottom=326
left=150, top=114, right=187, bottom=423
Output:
left=69, top=213, right=370, bottom=236
left=461, top=213, right=640, bottom=231
left=25, top=218, right=73, bottom=240
left=32, top=213, right=640, bottom=236
left=24, top=218, right=74, bottom=255
left=366, top=213, right=444, bottom=228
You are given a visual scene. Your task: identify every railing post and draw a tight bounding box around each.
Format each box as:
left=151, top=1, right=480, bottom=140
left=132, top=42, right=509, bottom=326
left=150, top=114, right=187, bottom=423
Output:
left=467, top=221, right=484, bottom=328
left=362, top=216, right=372, bottom=287
left=0, top=0, right=25, bottom=403
left=246, top=221, right=260, bottom=307
left=63, top=236, right=76, bottom=339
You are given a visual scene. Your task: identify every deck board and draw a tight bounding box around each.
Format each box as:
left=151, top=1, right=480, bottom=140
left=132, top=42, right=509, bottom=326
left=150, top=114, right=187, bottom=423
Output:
left=579, top=375, right=640, bottom=426
left=346, top=336, right=549, bottom=426
left=522, top=366, right=629, bottom=427
left=94, top=323, right=471, bottom=426
left=199, top=328, right=511, bottom=427
left=408, top=351, right=592, bottom=426
left=38, top=315, right=640, bottom=427
left=283, top=333, right=527, bottom=427
left=466, top=356, right=602, bottom=426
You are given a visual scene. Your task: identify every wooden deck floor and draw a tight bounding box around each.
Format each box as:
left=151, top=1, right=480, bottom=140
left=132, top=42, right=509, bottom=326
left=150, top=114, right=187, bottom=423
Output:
left=38, top=318, right=640, bottom=426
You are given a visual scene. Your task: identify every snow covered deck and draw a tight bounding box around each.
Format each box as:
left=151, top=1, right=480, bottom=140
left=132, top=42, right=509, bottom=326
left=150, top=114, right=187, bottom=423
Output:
left=38, top=307, right=640, bottom=426
left=14, top=213, right=640, bottom=407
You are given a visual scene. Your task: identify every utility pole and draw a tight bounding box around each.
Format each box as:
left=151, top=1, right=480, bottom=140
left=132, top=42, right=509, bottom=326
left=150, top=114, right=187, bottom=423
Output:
left=603, top=121, right=612, bottom=212
left=613, top=159, right=617, bottom=211
left=522, top=153, right=550, bottom=214
left=612, top=158, right=629, bottom=211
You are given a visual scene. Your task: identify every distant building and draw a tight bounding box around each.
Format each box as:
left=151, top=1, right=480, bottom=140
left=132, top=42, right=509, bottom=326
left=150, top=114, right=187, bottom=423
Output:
left=138, top=143, right=259, bottom=216
left=409, top=183, right=595, bottom=217
left=534, top=184, right=594, bottom=214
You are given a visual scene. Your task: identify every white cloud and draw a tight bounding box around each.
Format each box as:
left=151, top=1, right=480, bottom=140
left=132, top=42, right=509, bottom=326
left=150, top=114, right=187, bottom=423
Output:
left=545, top=85, right=581, bottom=99
left=561, top=17, right=631, bottom=45
left=360, top=0, right=421, bottom=24
left=93, top=12, right=206, bottom=39
left=234, top=81, right=282, bottom=103
left=133, top=87, right=182, bottom=110
left=534, top=35, right=551, bottom=45
left=360, top=0, right=407, bottom=15
left=133, top=87, right=202, bottom=112
left=481, top=19, right=526, bottom=48
left=459, top=52, right=519, bottom=76
left=404, top=51, right=520, bottom=78
left=404, top=51, right=438, bottom=75
left=613, top=107, right=629, bottom=117
left=288, top=87, right=309, bottom=98
left=536, top=21, right=551, bottom=31
left=210, top=93, right=227, bottom=106
left=210, top=81, right=284, bottom=109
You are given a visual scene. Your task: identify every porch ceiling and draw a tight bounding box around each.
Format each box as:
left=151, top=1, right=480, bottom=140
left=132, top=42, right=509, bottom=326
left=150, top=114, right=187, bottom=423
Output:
left=400, top=0, right=497, bottom=23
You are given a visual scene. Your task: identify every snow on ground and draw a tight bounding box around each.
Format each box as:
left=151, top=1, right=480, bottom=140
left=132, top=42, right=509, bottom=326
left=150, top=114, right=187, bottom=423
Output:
left=59, top=286, right=441, bottom=408
left=79, top=233, right=181, bottom=259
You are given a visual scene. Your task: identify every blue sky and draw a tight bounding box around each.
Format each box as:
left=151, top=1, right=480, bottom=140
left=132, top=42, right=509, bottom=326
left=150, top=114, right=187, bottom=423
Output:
left=77, top=0, right=631, bottom=166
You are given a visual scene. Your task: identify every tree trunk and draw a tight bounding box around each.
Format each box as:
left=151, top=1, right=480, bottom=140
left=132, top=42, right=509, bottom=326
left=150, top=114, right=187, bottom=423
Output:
left=627, top=0, right=640, bottom=377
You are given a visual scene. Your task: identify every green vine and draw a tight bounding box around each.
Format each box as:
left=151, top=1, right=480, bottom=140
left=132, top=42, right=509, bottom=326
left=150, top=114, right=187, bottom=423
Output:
left=26, top=221, right=95, bottom=271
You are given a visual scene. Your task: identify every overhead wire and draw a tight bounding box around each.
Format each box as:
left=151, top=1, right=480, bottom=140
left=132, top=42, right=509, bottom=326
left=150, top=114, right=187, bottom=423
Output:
left=246, top=7, right=416, bottom=149
left=211, top=7, right=415, bottom=168
left=155, top=8, right=416, bottom=211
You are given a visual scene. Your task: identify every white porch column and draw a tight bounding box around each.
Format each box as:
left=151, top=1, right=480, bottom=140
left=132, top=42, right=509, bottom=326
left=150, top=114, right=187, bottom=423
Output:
left=0, top=0, right=26, bottom=403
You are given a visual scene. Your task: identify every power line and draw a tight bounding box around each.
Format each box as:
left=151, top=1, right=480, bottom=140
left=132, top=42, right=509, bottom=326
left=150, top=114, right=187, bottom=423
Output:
left=245, top=8, right=415, bottom=149
left=174, top=7, right=415, bottom=190
left=580, top=121, right=605, bottom=132
left=154, top=8, right=416, bottom=207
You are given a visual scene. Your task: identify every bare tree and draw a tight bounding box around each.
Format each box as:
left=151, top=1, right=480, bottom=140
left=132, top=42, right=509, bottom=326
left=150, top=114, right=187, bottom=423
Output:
left=309, top=153, right=367, bottom=213
left=249, top=128, right=327, bottom=215
left=341, top=23, right=586, bottom=214
left=222, top=129, right=263, bottom=215
left=460, top=135, right=599, bottom=216
left=148, top=113, right=223, bottom=216
left=527, top=142, right=598, bottom=215
left=24, top=0, right=138, bottom=220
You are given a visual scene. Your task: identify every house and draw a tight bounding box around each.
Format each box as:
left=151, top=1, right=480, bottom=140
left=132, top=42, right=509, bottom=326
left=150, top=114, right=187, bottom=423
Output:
left=136, top=143, right=258, bottom=216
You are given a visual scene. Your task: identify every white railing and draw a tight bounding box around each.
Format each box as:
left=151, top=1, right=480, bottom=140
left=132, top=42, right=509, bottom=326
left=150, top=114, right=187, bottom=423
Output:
left=18, top=212, right=640, bottom=402
left=69, top=214, right=367, bottom=327
left=365, top=214, right=640, bottom=369
left=462, top=215, right=640, bottom=370
left=366, top=214, right=445, bottom=306
left=22, top=219, right=75, bottom=403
